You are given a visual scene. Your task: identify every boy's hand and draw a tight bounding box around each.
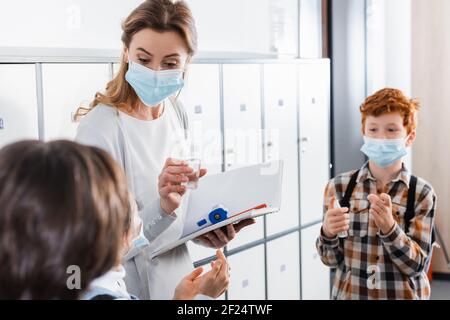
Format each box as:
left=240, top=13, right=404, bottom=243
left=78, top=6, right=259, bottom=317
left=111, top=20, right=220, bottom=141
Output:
left=322, top=196, right=350, bottom=238
left=367, top=193, right=395, bottom=235
left=173, top=250, right=229, bottom=300
left=195, top=249, right=229, bottom=298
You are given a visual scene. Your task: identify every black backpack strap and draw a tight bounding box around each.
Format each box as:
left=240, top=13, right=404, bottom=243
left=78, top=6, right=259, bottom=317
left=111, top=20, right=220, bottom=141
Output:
left=90, top=294, right=117, bottom=300
left=339, top=170, right=360, bottom=208
left=404, top=175, right=417, bottom=235
left=405, top=175, right=436, bottom=244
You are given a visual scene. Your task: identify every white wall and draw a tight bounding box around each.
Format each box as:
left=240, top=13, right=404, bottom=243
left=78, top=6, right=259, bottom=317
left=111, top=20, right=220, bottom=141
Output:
left=366, top=0, right=413, bottom=169
left=0, top=0, right=300, bottom=57
left=188, top=0, right=298, bottom=56
left=0, top=0, right=142, bottom=50
left=412, top=0, right=450, bottom=275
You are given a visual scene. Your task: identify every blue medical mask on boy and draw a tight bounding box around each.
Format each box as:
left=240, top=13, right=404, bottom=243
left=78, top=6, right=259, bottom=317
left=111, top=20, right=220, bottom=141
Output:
left=360, top=136, right=409, bottom=168
left=125, top=60, right=184, bottom=107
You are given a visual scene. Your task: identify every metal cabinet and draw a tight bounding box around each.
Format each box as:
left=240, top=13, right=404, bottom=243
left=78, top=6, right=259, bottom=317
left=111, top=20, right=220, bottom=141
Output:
left=298, top=61, right=330, bottom=226
left=181, top=64, right=222, bottom=174
left=263, top=64, right=300, bottom=236
left=0, top=64, right=39, bottom=148
left=267, top=232, right=300, bottom=299
left=301, top=223, right=330, bottom=300
left=41, top=64, right=111, bottom=141
left=227, top=245, right=266, bottom=300
left=223, top=64, right=264, bottom=250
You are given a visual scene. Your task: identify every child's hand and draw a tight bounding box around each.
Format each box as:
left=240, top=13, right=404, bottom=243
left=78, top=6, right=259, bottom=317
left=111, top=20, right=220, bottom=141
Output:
left=367, top=193, right=395, bottom=235
left=173, top=267, right=204, bottom=300
left=172, top=250, right=229, bottom=300
left=195, top=249, right=229, bottom=298
left=322, top=196, right=350, bottom=238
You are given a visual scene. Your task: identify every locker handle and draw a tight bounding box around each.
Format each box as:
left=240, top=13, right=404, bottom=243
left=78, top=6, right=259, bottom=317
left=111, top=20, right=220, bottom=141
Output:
left=226, top=147, right=235, bottom=167
left=194, top=105, right=203, bottom=114
left=301, top=137, right=309, bottom=154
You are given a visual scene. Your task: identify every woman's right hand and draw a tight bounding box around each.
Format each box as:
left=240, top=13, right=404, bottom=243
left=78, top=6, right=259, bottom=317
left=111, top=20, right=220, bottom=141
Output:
left=173, top=250, right=230, bottom=300
left=159, top=157, right=208, bottom=215
left=158, top=158, right=193, bottom=215
left=322, top=196, right=350, bottom=238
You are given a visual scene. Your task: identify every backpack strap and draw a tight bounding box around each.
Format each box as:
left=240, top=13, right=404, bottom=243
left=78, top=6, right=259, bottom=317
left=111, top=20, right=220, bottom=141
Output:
left=90, top=294, right=117, bottom=300
left=404, top=175, right=417, bottom=234
left=405, top=175, right=436, bottom=244
left=335, top=170, right=359, bottom=249
left=339, top=170, right=360, bottom=208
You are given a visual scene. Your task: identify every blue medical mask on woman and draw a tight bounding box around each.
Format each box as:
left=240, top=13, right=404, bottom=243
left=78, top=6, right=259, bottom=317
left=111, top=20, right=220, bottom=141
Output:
left=125, top=60, right=184, bottom=107
left=360, top=136, right=409, bottom=168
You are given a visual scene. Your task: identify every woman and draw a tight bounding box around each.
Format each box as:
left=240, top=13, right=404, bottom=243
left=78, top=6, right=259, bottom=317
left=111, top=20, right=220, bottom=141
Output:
left=75, top=0, right=253, bottom=299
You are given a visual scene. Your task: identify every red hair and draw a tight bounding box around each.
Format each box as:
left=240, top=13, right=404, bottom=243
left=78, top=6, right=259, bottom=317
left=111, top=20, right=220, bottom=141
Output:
left=360, top=88, right=420, bottom=134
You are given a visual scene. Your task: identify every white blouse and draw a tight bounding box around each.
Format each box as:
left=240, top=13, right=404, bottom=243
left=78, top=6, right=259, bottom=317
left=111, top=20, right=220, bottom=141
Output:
left=76, top=100, right=194, bottom=299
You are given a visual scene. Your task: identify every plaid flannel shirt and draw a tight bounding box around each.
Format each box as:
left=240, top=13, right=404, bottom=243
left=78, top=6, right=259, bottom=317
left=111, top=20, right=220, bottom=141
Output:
left=316, top=162, right=436, bottom=300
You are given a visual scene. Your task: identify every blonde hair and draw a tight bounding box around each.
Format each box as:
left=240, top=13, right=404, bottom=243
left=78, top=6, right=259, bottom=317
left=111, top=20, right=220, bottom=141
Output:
left=75, top=0, right=197, bottom=121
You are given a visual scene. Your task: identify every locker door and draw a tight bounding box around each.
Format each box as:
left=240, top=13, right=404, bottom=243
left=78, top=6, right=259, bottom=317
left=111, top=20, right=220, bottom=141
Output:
left=0, top=64, right=39, bottom=148
left=267, top=232, right=300, bottom=300
left=42, top=64, right=111, bottom=141
left=223, top=64, right=262, bottom=170
left=301, top=223, right=330, bottom=300
left=223, top=64, right=264, bottom=250
left=263, top=64, right=300, bottom=236
left=298, top=61, right=330, bottom=226
left=187, top=241, right=217, bottom=267
left=181, top=64, right=222, bottom=174
left=181, top=64, right=222, bottom=263
left=227, top=245, right=265, bottom=300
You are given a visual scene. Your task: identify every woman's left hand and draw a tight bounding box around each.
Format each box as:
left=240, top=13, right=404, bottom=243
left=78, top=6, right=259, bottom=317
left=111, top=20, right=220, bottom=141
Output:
left=194, top=219, right=256, bottom=248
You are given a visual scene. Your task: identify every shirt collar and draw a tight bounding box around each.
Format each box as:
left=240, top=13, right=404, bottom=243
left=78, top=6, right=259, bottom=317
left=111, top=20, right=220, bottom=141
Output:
left=89, top=265, right=130, bottom=298
left=357, top=161, right=411, bottom=187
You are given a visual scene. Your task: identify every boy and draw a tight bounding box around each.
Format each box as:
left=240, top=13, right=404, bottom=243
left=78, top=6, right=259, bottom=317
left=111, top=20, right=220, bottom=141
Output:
left=84, top=193, right=230, bottom=300
left=316, top=88, right=436, bottom=300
